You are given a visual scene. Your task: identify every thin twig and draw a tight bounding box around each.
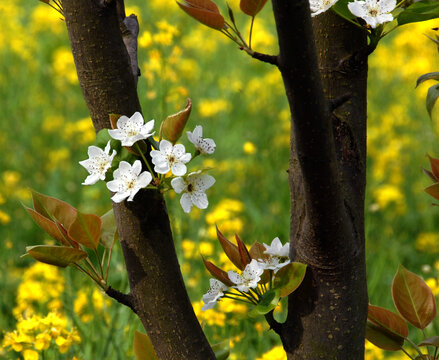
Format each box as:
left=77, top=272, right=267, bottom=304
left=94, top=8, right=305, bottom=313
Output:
left=241, top=47, right=278, bottom=66
left=105, top=286, right=137, bottom=313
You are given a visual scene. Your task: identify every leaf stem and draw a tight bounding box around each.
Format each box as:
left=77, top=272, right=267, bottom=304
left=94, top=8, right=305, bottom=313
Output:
left=249, top=16, right=255, bottom=49
left=135, top=142, right=156, bottom=181
left=406, top=337, right=425, bottom=358
left=400, top=347, right=415, bottom=360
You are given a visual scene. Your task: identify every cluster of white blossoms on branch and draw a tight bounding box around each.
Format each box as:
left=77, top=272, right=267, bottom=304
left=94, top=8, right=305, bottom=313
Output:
left=79, top=112, right=216, bottom=212
left=202, top=237, right=290, bottom=311
left=310, top=0, right=397, bottom=29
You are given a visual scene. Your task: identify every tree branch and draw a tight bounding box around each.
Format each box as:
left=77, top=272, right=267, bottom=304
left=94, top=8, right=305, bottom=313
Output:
left=241, top=47, right=279, bottom=66
left=121, top=14, right=141, bottom=85
left=105, top=286, right=137, bottom=313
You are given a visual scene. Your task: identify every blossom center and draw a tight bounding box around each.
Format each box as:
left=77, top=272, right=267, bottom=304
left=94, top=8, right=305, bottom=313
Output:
left=368, top=6, right=379, bottom=17
left=187, top=183, right=194, bottom=193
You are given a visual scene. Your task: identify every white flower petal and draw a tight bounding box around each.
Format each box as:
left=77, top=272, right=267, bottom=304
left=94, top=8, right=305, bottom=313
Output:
left=118, top=161, right=131, bottom=172
left=227, top=271, right=243, bottom=285
left=347, top=1, right=366, bottom=17
left=116, top=115, right=130, bottom=129
left=193, top=174, right=215, bottom=191
left=131, top=112, right=144, bottom=127
left=137, top=172, right=153, bottom=187
left=154, top=163, right=171, bottom=174
left=180, top=193, right=193, bottom=213
left=191, top=191, right=208, bottom=209
left=131, top=160, right=142, bottom=175
left=82, top=173, right=100, bottom=185
left=171, top=162, right=187, bottom=176
left=111, top=191, right=129, bottom=203
left=159, top=139, right=173, bottom=153
left=171, top=177, right=186, bottom=193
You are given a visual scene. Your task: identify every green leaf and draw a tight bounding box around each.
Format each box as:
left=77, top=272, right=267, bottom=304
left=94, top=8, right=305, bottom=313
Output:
left=366, top=321, right=405, bottom=351
left=397, top=1, right=439, bottom=26
left=249, top=288, right=280, bottom=317
left=133, top=331, right=159, bottom=360
left=211, top=340, right=230, bottom=360
left=331, top=0, right=357, bottom=21
left=68, top=211, right=102, bottom=250
left=425, top=182, right=439, bottom=200
left=418, top=336, right=439, bottom=348
left=392, top=264, right=437, bottom=329
left=26, top=245, right=88, bottom=268
left=100, top=209, right=119, bottom=248
left=416, top=71, right=439, bottom=88
left=426, top=83, right=439, bottom=119
left=273, top=262, right=307, bottom=298
left=368, top=304, right=408, bottom=339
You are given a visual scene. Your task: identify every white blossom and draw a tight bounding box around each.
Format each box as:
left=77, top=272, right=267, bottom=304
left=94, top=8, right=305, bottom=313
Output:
left=171, top=171, right=215, bottom=213
left=79, top=141, right=116, bottom=185
left=106, top=160, right=152, bottom=203
left=309, top=0, right=339, bottom=17
left=108, top=112, right=155, bottom=147
left=187, top=125, right=216, bottom=154
left=348, top=0, right=396, bottom=28
left=263, top=237, right=290, bottom=258
left=228, top=259, right=264, bottom=292
left=257, top=257, right=291, bottom=274
left=150, top=140, right=191, bottom=176
left=201, top=279, right=228, bottom=311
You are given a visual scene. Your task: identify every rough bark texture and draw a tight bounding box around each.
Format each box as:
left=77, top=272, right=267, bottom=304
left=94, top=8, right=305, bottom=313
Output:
left=271, top=1, right=368, bottom=359
left=63, top=1, right=215, bottom=359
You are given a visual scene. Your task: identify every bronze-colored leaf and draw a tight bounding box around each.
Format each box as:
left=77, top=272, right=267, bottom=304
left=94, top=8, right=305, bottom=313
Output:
left=240, top=0, right=268, bottom=16
left=100, top=209, right=119, bottom=248
left=368, top=304, right=409, bottom=339
left=419, top=336, right=439, bottom=348
left=366, top=321, right=405, bottom=351
left=249, top=241, right=270, bottom=261
left=68, top=211, right=102, bottom=250
left=202, top=258, right=234, bottom=287
left=392, top=264, right=437, bottom=329
left=31, top=189, right=77, bottom=229
left=133, top=330, right=159, bottom=360
left=177, top=1, right=225, bottom=30
left=216, top=226, right=243, bottom=270
left=428, top=154, right=439, bottom=181
left=26, top=245, right=88, bottom=268
left=425, top=182, right=439, bottom=201
left=235, top=234, right=251, bottom=268
left=162, top=98, right=192, bottom=144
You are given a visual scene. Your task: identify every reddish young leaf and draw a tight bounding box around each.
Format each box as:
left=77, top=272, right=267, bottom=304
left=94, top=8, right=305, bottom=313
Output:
left=177, top=0, right=225, bottom=30
left=392, top=264, right=437, bottom=329
left=425, top=182, right=439, bottom=201
left=240, top=0, right=268, bottom=16
left=133, top=330, right=159, bottom=360
left=25, top=206, right=72, bottom=246
left=366, top=321, right=405, bottom=351
left=428, top=154, right=439, bottom=181
left=25, top=245, right=88, bottom=268
left=216, top=226, right=244, bottom=270
left=249, top=241, right=270, bottom=261
left=273, top=262, right=307, bottom=298
left=235, top=234, right=251, bottom=268
left=31, top=189, right=77, bottom=229
left=423, top=167, right=437, bottom=182
left=368, top=304, right=409, bottom=339
left=202, top=258, right=234, bottom=287
left=161, top=98, right=192, bottom=144
left=68, top=211, right=102, bottom=250
left=418, top=336, right=439, bottom=348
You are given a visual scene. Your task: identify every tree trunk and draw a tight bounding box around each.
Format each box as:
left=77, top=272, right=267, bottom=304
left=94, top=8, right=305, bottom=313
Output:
left=63, top=1, right=215, bottom=359
left=271, top=1, right=368, bottom=359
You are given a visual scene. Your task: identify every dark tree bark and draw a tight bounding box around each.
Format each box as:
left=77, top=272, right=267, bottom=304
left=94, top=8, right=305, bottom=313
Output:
left=61, top=0, right=369, bottom=358
left=63, top=1, right=215, bottom=359
left=270, top=1, right=368, bottom=359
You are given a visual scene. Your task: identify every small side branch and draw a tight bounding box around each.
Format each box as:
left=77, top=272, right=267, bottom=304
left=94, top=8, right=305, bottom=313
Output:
left=106, top=286, right=137, bottom=313
left=264, top=310, right=283, bottom=336
left=337, top=45, right=374, bottom=73
left=241, top=47, right=279, bottom=66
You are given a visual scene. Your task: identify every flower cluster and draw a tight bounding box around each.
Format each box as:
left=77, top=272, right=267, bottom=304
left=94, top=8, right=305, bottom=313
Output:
left=79, top=112, right=216, bottom=212
left=202, top=236, right=292, bottom=311
left=310, top=0, right=397, bottom=29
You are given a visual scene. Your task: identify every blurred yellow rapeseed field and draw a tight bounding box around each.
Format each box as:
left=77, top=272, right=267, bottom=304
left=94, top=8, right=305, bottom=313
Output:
left=1, top=0, right=439, bottom=359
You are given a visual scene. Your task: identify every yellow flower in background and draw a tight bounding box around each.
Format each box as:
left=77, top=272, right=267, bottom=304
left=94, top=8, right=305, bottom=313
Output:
left=416, top=232, right=439, bottom=253
left=206, top=199, right=245, bottom=238
left=426, top=277, right=439, bottom=296
left=22, top=349, right=39, bottom=360
left=0, top=209, right=11, bottom=224
left=30, top=4, right=64, bottom=35
left=46, top=148, right=71, bottom=170
left=365, top=340, right=384, bottom=359
left=52, top=47, right=78, bottom=85
left=182, top=239, right=196, bottom=258
left=373, top=184, right=405, bottom=212
left=199, top=241, right=214, bottom=256
left=63, top=117, right=96, bottom=145
left=256, top=345, right=286, bottom=360
left=199, top=99, right=230, bottom=118
left=139, top=31, right=153, bottom=48
left=243, top=141, right=257, bottom=155
left=192, top=301, right=226, bottom=326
